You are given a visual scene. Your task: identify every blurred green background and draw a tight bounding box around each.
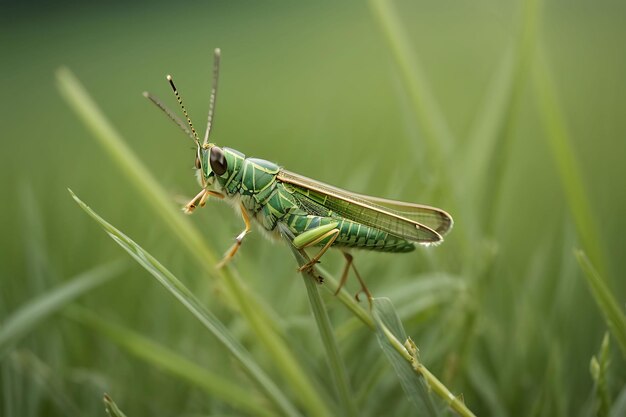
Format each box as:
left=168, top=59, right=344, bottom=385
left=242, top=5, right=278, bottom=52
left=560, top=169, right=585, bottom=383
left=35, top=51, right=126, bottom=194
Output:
left=2, top=0, right=625, bottom=416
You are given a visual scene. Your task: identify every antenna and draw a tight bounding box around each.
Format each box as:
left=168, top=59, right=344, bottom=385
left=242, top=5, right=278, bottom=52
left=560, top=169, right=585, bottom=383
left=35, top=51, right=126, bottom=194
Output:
left=203, top=48, right=221, bottom=145
left=142, top=91, right=196, bottom=142
left=167, top=74, right=200, bottom=144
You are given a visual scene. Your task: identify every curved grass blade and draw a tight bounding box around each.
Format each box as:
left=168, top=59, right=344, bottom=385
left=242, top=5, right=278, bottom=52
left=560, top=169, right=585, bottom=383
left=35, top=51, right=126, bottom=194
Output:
left=68, top=307, right=276, bottom=417
left=70, top=190, right=302, bottom=417
left=103, top=394, right=128, bottom=417
left=0, top=261, right=125, bottom=360
left=576, top=251, right=626, bottom=357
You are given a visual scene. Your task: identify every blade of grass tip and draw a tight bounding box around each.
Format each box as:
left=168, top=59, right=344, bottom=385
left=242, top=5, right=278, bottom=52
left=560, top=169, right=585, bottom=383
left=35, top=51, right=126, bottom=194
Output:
left=590, top=333, right=611, bottom=417
left=0, top=261, right=125, bottom=360
left=67, top=306, right=277, bottom=417
left=103, top=393, right=128, bottom=417
left=57, top=70, right=328, bottom=416
left=576, top=251, right=626, bottom=357
left=69, top=190, right=305, bottom=417
left=368, top=0, right=454, bottom=168
left=533, top=50, right=609, bottom=278
left=372, top=298, right=476, bottom=417
left=279, top=225, right=357, bottom=417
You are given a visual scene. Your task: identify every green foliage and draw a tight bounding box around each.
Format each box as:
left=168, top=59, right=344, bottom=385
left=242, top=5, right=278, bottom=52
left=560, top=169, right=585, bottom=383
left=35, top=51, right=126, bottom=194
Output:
left=2, top=1, right=625, bottom=416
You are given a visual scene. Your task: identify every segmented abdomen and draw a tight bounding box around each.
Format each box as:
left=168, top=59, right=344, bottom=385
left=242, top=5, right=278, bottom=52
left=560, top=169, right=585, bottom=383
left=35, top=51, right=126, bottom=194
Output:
left=284, top=213, right=415, bottom=253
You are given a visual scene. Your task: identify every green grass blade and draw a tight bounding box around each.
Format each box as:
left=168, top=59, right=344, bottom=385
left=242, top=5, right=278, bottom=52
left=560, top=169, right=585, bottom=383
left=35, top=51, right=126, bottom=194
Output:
left=576, top=251, right=626, bottom=357
left=368, top=0, right=454, bottom=167
left=103, top=394, right=128, bottom=417
left=533, top=50, right=609, bottom=277
left=281, top=226, right=357, bottom=417
left=372, top=298, right=438, bottom=416
left=57, top=69, right=330, bottom=417
left=55, top=67, right=220, bottom=272
left=67, top=306, right=277, bottom=417
left=0, top=261, right=124, bottom=360
left=466, top=0, right=542, bottom=229
left=300, top=275, right=357, bottom=417
left=372, top=298, right=476, bottom=417
left=70, top=190, right=303, bottom=417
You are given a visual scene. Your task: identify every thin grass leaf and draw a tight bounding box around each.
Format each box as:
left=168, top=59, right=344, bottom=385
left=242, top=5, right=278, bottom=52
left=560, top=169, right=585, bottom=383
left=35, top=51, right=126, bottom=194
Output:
left=467, top=0, right=542, bottom=230
left=67, top=306, right=277, bottom=417
left=280, top=224, right=357, bottom=417
left=70, top=190, right=304, bottom=417
left=103, top=394, right=128, bottom=417
left=372, top=298, right=438, bottom=416
left=57, top=69, right=330, bottom=417
left=368, top=0, right=454, bottom=167
left=590, top=333, right=611, bottom=417
left=0, top=261, right=124, bottom=360
left=576, top=251, right=626, bottom=357
left=372, top=298, right=476, bottom=417
left=533, top=50, right=609, bottom=277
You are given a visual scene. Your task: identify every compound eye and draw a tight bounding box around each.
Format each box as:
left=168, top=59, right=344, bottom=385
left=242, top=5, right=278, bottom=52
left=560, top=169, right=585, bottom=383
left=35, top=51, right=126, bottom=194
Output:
left=209, top=147, right=227, bottom=176
left=194, top=154, right=202, bottom=169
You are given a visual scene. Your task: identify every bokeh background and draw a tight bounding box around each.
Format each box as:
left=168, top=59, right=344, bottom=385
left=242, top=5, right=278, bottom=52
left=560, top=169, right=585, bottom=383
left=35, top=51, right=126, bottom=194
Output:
left=2, top=0, right=625, bottom=416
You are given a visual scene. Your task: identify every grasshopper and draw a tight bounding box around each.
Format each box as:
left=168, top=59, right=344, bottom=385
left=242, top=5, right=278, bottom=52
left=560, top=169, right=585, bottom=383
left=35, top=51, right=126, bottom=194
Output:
left=144, top=48, right=452, bottom=300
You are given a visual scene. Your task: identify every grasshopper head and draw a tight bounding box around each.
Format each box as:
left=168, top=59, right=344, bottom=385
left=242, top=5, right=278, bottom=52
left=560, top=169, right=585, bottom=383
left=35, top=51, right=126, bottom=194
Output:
left=196, top=143, right=228, bottom=189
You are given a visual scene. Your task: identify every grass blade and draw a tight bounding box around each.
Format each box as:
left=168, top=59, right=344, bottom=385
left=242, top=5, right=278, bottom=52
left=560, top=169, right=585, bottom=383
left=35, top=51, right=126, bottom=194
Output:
left=280, top=225, right=357, bottom=417
left=372, top=298, right=476, bottom=417
left=70, top=190, right=303, bottom=417
left=466, top=0, right=542, bottom=229
left=372, top=298, right=439, bottom=416
left=576, top=251, right=626, bottom=357
left=0, top=261, right=124, bottom=360
left=103, top=394, right=128, bottom=417
left=68, top=306, right=277, bottom=417
left=369, top=0, right=454, bottom=167
left=533, top=50, right=609, bottom=277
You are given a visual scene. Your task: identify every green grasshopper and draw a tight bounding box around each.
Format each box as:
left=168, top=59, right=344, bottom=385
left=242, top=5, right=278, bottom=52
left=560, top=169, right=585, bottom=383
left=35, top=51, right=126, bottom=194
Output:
left=144, top=48, right=453, bottom=299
